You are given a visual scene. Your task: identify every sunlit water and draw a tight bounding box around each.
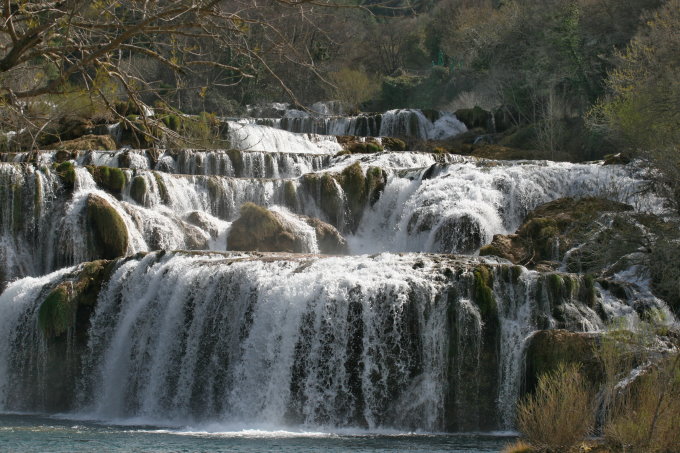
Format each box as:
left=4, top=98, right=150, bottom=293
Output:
left=0, top=414, right=514, bottom=452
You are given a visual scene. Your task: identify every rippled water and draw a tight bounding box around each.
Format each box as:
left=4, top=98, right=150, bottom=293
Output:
left=0, top=414, right=514, bottom=452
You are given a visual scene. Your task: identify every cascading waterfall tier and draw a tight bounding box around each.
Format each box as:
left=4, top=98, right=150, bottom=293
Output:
left=0, top=157, right=662, bottom=286
left=1, top=149, right=332, bottom=179
left=0, top=251, right=669, bottom=431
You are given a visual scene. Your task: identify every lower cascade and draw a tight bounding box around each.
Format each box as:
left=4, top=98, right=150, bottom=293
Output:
left=0, top=251, right=669, bottom=431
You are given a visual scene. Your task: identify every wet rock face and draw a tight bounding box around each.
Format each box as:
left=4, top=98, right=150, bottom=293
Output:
left=227, top=202, right=308, bottom=253
left=480, top=197, right=634, bottom=268
left=524, top=329, right=603, bottom=394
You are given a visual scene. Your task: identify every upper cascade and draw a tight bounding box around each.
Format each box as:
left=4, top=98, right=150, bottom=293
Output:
left=252, top=108, right=468, bottom=140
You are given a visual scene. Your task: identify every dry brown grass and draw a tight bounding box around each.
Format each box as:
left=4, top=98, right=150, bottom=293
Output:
left=604, top=353, right=680, bottom=453
left=501, top=440, right=535, bottom=453
left=516, top=363, right=594, bottom=452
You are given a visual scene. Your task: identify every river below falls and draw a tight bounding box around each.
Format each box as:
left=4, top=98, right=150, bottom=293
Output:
left=0, top=414, right=515, bottom=452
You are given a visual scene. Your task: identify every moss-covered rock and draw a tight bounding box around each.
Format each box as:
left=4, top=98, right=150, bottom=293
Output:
left=227, top=203, right=348, bottom=254
left=300, top=215, right=348, bottom=255
left=153, top=171, right=171, bottom=205
left=339, top=162, right=367, bottom=229
left=479, top=234, right=531, bottom=264
left=87, top=165, right=127, bottom=194
left=301, top=172, right=343, bottom=224
left=472, top=265, right=497, bottom=325
left=184, top=211, right=219, bottom=238
left=39, top=283, right=75, bottom=338
left=54, top=150, right=75, bottom=163
left=85, top=194, right=129, bottom=259
left=284, top=180, right=298, bottom=210
left=481, top=197, right=634, bottom=269
left=365, top=166, right=387, bottom=206
left=38, top=260, right=113, bottom=339
left=47, top=134, right=117, bottom=151
left=337, top=136, right=384, bottom=154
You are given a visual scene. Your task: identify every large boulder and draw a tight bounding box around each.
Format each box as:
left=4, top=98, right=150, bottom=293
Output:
left=87, top=165, right=127, bottom=194
left=227, top=203, right=347, bottom=254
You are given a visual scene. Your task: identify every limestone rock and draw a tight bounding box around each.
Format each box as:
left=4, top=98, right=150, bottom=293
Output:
left=227, top=203, right=347, bottom=254
left=185, top=211, right=220, bottom=238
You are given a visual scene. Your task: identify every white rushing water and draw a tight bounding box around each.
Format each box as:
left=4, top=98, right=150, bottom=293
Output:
left=348, top=160, right=663, bottom=254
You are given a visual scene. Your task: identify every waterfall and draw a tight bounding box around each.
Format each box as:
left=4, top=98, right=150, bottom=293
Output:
left=0, top=106, right=674, bottom=435
left=0, top=251, right=665, bottom=430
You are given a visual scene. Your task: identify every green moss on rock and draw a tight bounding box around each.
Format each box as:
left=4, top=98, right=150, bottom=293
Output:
left=153, top=171, right=171, bottom=205
left=55, top=161, right=76, bottom=189
left=88, top=166, right=127, bottom=194
left=301, top=172, right=343, bottom=223
left=339, top=162, right=367, bottom=227
left=472, top=265, right=497, bottom=323
left=38, top=283, right=75, bottom=338
left=382, top=137, right=407, bottom=151
left=481, top=197, right=634, bottom=269
left=38, top=260, right=114, bottom=339
left=129, top=175, right=147, bottom=205
left=86, top=194, right=129, bottom=259
left=284, top=180, right=298, bottom=210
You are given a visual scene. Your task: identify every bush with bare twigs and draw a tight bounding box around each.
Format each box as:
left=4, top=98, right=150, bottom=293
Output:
left=516, top=363, right=594, bottom=452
